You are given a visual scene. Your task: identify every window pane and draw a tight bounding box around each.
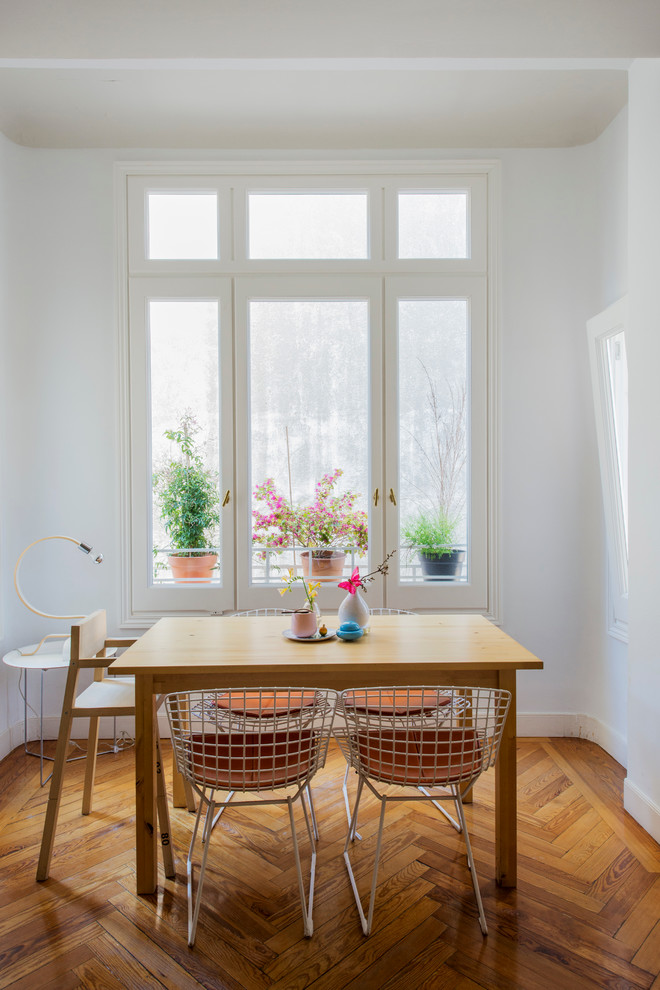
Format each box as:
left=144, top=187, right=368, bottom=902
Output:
left=249, top=299, right=369, bottom=587
left=248, top=194, right=368, bottom=259
left=606, top=330, right=628, bottom=555
left=149, top=300, right=221, bottom=583
left=148, top=193, right=218, bottom=259
left=398, top=193, right=468, bottom=259
left=398, top=299, right=468, bottom=583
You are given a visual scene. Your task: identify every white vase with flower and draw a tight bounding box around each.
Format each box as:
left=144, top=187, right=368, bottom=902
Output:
left=337, top=550, right=398, bottom=631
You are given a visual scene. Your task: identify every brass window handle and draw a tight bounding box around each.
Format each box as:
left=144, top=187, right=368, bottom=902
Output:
left=373, top=487, right=379, bottom=507
left=222, top=490, right=231, bottom=507
left=389, top=488, right=397, bottom=506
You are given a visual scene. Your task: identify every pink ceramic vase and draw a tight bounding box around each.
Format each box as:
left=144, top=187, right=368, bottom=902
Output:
left=290, top=609, right=318, bottom=638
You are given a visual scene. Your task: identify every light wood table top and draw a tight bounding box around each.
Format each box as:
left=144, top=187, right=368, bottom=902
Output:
left=113, top=613, right=542, bottom=685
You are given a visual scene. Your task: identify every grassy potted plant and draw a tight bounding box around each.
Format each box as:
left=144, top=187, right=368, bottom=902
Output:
left=153, top=412, right=220, bottom=583
left=401, top=510, right=465, bottom=580
left=403, top=361, right=467, bottom=580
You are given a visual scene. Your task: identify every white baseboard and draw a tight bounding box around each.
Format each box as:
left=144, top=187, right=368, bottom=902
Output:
left=0, top=713, right=172, bottom=764
left=623, top=778, right=660, bottom=846
left=517, top=712, right=628, bottom=768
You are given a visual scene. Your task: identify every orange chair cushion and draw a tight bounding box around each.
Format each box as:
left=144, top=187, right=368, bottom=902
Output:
left=355, top=727, right=483, bottom=786
left=190, top=729, right=315, bottom=789
left=343, top=689, right=452, bottom=716
left=214, top=691, right=316, bottom=718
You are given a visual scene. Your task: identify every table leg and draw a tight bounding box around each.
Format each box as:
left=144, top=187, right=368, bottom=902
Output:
left=135, top=675, right=158, bottom=895
left=495, top=670, right=517, bottom=887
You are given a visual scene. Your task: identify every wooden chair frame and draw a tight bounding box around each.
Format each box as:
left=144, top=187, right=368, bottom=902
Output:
left=36, top=610, right=175, bottom=882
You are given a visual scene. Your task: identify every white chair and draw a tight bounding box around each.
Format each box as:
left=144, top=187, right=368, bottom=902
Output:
left=36, top=610, right=175, bottom=882
left=368, top=608, right=416, bottom=615
left=340, top=607, right=416, bottom=832
left=335, top=685, right=511, bottom=936
left=165, top=687, right=338, bottom=946
left=231, top=608, right=283, bottom=616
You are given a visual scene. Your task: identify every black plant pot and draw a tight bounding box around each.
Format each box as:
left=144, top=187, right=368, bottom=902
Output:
left=418, top=549, right=465, bottom=580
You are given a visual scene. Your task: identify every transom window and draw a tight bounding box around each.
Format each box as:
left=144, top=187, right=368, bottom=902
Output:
left=119, top=162, right=497, bottom=623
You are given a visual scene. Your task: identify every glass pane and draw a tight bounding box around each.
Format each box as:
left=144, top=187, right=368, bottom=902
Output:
left=398, top=299, right=468, bottom=584
left=249, top=299, right=369, bottom=591
left=398, top=192, right=468, bottom=259
left=248, top=193, right=368, bottom=259
left=606, top=330, right=629, bottom=555
left=149, top=300, right=221, bottom=584
left=147, top=193, right=218, bottom=260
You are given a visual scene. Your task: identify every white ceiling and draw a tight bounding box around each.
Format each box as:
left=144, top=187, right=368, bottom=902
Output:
left=1, top=0, right=656, bottom=149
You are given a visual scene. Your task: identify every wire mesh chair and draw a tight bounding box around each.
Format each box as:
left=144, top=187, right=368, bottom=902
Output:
left=231, top=608, right=283, bottom=616
left=368, top=608, right=416, bottom=615
left=165, top=687, right=338, bottom=946
left=339, top=608, right=417, bottom=832
left=335, top=685, right=511, bottom=936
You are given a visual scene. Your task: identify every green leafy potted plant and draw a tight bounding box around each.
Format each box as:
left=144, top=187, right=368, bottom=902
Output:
left=153, top=412, right=220, bottom=583
left=401, top=510, right=465, bottom=580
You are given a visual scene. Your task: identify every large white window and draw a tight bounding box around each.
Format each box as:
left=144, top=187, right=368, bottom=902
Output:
left=118, top=162, right=498, bottom=623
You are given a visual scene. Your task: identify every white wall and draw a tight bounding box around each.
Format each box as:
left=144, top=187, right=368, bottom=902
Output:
left=0, top=135, right=629, bottom=765
left=625, top=59, right=660, bottom=842
left=497, top=120, right=627, bottom=762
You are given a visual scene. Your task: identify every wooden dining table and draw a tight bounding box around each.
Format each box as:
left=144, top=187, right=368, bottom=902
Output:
left=111, top=613, right=543, bottom=896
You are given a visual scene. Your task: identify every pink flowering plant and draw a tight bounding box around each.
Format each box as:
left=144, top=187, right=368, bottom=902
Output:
left=252, top=468, right=368, bottom=559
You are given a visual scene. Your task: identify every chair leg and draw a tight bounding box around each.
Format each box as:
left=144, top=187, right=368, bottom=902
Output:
left=304, top=784, right=319, bottom=841
left=82, top=715, right=100, bottom=815
left=289, top=794, right=316, bottom=937
left=188, top=793, right=216, bottom=947
left=36, top=668, right=78, bottom=881
left=418, top=785, right=462, bottom=832
left=348, top=774, right=364, bottom=843
left=454, top=788, right=488, bottom=935
left=344, top=791, right=386, bottom=936
left=208, top=790, right=234, bottom=835
left=155, top=731, right=175, bottom=879
left=342, top=763, right=362, bottom=841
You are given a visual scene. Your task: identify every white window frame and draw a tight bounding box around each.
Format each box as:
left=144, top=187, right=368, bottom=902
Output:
left=116, top=160, right=500, bottom=626
left=587, top=296, right=629, bottom=641
left=127, top=277, right=235, bottom=617
left=385, top=275, right=488, bottom=610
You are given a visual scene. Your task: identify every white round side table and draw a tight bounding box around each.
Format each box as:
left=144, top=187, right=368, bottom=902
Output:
left=3, top=642, right=117, bottom=786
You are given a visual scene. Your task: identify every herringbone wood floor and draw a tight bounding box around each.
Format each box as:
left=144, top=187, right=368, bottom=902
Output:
left=1, top=737, right=660, bottom=989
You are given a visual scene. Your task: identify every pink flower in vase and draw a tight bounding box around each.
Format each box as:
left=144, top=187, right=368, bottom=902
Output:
left=338, top=567, right=363, bottom=596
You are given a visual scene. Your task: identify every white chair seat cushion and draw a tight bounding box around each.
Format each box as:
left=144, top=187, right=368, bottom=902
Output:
left=75, top=675, right=135, bottom=711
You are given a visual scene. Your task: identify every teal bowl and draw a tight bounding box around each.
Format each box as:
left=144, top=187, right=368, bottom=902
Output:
left=337, top=621, right=364, bottom=641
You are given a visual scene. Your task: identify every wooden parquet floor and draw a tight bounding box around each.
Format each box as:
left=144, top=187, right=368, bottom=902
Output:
left=1, top=736, right=660, bottom=990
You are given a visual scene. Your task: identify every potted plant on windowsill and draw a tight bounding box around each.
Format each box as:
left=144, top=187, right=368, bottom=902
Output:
left=153, top=412, right=220, bottom=583
left=252, top=468, right=368, bottom=580
left=402, top=361, right=467, bottom=582
left=401, top=511, right=465, bottom=580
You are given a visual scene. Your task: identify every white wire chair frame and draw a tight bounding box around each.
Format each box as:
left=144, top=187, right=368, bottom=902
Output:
left=231, top=608, right=284, bottom=616
left=338, top=607, right=416, bottom=833
left=368, top=608, right=416, bottom=615
left=335, top=685, right=511, bottom=936
left=165, top=687, right=338, bottom=946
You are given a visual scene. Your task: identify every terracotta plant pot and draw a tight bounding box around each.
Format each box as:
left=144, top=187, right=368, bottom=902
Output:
left=299, top=550, right=346, bottom=580
left=168, top=553, right=218, bottom=584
